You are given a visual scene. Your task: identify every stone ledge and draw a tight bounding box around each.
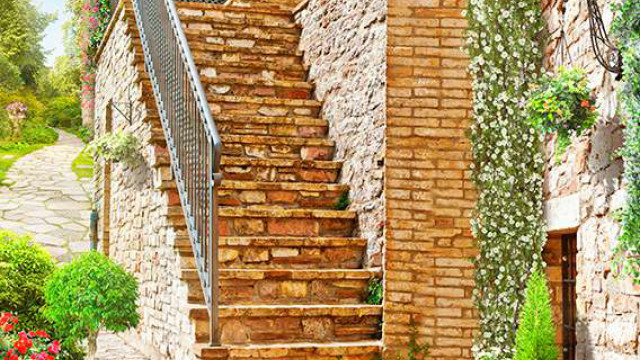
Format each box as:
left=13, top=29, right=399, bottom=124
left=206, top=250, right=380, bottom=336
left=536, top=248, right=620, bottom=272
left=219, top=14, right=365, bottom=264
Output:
left=544, top=193, right=580, bottom=233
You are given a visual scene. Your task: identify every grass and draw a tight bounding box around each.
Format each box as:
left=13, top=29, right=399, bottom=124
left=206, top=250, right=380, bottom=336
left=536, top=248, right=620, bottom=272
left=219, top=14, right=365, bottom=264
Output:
left=0, top=142, right=45, bottom=186
left=72, top=145, right=94, bottom=180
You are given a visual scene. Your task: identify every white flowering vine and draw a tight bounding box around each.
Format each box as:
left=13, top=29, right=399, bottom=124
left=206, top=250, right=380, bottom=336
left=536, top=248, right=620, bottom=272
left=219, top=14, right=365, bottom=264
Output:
left=465, top=1, right=547, bottom=358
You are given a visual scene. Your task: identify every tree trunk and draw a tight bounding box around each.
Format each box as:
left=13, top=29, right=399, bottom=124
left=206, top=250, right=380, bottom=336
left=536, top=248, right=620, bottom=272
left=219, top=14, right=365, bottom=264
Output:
left=87, top=330, right=99, bottom=360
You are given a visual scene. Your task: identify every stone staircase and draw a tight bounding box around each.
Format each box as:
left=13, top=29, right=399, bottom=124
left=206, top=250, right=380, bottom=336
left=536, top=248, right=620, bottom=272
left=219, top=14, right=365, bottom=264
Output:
left=163, top=1, right=383, bottom=359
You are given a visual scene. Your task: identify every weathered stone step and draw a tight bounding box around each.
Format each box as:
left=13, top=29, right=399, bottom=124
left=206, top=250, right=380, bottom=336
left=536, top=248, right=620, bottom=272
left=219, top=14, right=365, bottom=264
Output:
left=208, top=95, right=321, bottom=118
left=183, top=28, right=299, bottom=51
left=221, top=157, right=342, bottom=183
left=221, top=135, right=334, bottom=161
left=190, top=42, right=302, bottom=57
left=216, top=114, right=327, bottom=138
left=197, top=59, right=306, bottom=81
left=195, top=340, right=382, bottom=360
left=176, top=236, right=367, bottom=270
left=189, top=304, right=382, bottom=344
left=192, top=50, right=301, bottom=69
left=182, top=268, right=381, bottom=304
left=176, top=1, right=292, bottom=18
left=219, top=181, right=348, bottom=209
left=218, top=207, right=357, bottom=237
left=180, top=14, right=300, bottom=34
left=202, top=76, right=312, bottom=99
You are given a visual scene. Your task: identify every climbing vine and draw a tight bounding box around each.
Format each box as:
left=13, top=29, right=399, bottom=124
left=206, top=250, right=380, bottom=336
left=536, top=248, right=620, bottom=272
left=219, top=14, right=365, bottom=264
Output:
left=612, top=0, right=640, bottom=283
left=465, top=0, right=547, bottom=358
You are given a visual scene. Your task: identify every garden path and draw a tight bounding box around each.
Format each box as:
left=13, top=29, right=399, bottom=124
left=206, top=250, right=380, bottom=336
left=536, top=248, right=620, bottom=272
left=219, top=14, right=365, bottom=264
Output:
left=0, top=130, right=91, bottom=262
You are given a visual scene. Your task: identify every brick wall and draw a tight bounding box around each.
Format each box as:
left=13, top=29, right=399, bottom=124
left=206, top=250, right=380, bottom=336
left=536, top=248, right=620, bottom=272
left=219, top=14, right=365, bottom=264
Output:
left=384, top=0, right=476, bottom=358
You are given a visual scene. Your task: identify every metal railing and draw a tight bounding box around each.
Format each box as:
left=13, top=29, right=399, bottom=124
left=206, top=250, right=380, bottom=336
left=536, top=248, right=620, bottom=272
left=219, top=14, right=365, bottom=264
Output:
left=131, top=0, right=223, bottom=345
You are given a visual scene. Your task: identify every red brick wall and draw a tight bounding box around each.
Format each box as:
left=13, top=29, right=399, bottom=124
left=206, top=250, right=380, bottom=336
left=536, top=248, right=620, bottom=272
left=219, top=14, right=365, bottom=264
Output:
left=384, top=0, right=476, bottom=358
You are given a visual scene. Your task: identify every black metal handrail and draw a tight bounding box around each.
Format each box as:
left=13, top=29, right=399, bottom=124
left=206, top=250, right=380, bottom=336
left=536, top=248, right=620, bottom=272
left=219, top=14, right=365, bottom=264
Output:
left=131, top=0, right=223, bottom=345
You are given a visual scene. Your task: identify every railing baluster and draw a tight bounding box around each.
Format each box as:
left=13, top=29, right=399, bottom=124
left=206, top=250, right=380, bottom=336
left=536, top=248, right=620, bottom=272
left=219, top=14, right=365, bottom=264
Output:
left=131, top=0, right=223, bottom=345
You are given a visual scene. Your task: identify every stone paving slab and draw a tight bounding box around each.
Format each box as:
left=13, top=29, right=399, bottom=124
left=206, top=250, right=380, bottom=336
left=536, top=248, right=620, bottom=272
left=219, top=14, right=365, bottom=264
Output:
left=96, top=333, right=150, bottom=360
left=0, top=130, right=92, bottom=262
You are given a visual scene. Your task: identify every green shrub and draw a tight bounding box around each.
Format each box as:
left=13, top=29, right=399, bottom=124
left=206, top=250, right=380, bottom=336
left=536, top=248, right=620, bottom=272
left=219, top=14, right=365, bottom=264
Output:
left=43, top=96, right=82, bottom=129
left=20, top=121, right=58, bottom=145
left=0, top=230, right=55, bottom=330
left=514, top=270, right=559, bottom=360
left=334, top=191, right=350, bottom=210
left=45, top=251, right=140, bottom=360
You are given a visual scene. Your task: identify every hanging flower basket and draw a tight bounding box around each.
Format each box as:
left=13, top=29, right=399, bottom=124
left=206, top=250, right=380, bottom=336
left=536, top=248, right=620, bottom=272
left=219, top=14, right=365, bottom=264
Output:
left=527, top=66, right=598, bottom=153
left=88, top=130, right=143, bottom=167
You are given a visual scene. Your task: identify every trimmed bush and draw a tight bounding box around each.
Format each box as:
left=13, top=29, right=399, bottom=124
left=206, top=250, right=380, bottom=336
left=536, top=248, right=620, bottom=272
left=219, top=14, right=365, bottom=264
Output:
left=514, top=270, right=559, bottom=360
left=0, top=230, right=55, bottom=331
left=45, top=251, right=140, bottom=360
left=43, top=96, right=82, bottom=130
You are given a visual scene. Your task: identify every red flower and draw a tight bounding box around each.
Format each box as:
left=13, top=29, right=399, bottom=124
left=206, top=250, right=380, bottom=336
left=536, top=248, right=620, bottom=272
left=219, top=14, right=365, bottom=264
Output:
left=47, top=340, right=61, bottom=355
left=580, top=99, right=590, bottom=108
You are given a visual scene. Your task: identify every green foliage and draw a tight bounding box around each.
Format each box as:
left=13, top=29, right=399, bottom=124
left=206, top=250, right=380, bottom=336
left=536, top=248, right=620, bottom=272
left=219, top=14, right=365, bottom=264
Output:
left=0, top=230, right=56, bottom=331
left=44, top=252, right=140, bottom=356
left=394, top=320, right=429, bottom=360
left=0, top=54, right=23, bottom=91
left=42, top=96, right=82, bottom=129
left=365, top=277, right=383, bottom=305
left=514, top=271, right=559, bottom=360
left=88, top=130, right=142, bottom=166
left=334, top=191, right=350, bottom=210
left=612, top=0, right=640, bottom=284
left=0, top=0, right=55, bottom=88
left=0, top=90, right=58, bottom=145
left=89, top=0, right=113, bottom=55
left=20, top=122, right=59, bottom=145
left=466, top=0, right=547, bottom=358
left=37, top=56, right=82, bottom=100
left=527, top=66, right=598, bottom=157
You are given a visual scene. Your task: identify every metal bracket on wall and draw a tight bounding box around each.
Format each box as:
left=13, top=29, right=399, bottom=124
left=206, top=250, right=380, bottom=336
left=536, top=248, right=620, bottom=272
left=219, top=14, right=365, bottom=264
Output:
left=110, top=100, right=134, bottom=125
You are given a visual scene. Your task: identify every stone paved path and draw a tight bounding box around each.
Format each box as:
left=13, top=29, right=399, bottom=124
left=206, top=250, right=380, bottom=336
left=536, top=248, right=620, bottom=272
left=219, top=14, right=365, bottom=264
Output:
left=0, top=130, right=92, bottom=262
left=96, top=333, right=149, bottom=360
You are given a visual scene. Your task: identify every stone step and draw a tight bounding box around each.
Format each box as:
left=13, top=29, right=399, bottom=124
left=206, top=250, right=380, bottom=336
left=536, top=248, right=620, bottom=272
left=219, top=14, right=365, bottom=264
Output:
left=180, top=15, right=300, bottom=35
left=202, top=76, right=312, bottom=99
left=183, top=28, right=299, bottom=51
left=220, top=157, right=342, bottom=183
left=181, top=268, right=381, bottom=305
left=216, top=115, right=328, bottom=138
left=194, top=340, right=382, bottom=360
left=196, top=59, right=306, bottom=81
left=189, top=304, right=382, bottom=344
left=177, top=1, right=295, bottom=16
left=221, top=135, right=334, bottom=161
left=208, top=95, right=322, bottom=118
left=190, top=42, right=302, bottom=58
left=192, top=50, right=301, bottom=69
left=175, top=236, right=367, bottom=270
left=219, top=181, right=348, bottom=209
left=217, top=207, right=357, bottom=237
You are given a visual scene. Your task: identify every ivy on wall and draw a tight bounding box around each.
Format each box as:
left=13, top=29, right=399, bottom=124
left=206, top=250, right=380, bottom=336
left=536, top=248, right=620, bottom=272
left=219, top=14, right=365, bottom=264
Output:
left=612, top=0, right=640, bottom=283
left=465, top=1, right=547, bottom=358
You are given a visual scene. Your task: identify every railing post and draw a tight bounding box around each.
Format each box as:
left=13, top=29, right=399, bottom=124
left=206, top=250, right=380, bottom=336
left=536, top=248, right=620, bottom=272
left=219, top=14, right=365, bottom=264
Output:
left=210, top=171, right=223, bottom=346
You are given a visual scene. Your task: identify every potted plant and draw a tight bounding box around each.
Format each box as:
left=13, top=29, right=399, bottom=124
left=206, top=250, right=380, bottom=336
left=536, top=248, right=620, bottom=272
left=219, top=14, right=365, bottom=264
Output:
left=88, top=130, right=143, bottom=167
left=527, top=66, right=598, bottom=156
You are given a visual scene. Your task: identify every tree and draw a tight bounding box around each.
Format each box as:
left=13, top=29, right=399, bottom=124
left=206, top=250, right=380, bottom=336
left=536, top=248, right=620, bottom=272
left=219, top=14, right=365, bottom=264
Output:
left=44, top=252, right=140, bottom=360
left=0, top=0, right=55, bottom=88
left=514, top=270, right=559, bottom=360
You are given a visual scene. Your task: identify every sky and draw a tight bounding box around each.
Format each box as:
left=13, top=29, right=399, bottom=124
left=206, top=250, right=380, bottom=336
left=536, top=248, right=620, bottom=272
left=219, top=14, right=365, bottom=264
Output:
left=37, top=0, right=70, bottom=67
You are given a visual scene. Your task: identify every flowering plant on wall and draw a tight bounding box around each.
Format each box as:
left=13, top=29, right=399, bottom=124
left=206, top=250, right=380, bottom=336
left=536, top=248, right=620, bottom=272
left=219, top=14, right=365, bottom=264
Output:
left=612, top=0, right=640, bottom=284
left=527, top=66, right=598, bottom=155
left=0, top=313, right=62, bottom=360
left=466, top=0, right=546, bottom=359
left=88, top=130, right=142, bottom=167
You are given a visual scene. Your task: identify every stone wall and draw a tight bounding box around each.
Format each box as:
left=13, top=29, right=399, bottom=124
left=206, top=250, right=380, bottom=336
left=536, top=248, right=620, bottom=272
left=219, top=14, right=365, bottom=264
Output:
left=93, top=3, right=196, bottom=360
left=384, top=0, right=475, bottom=358
left=295, top=0, right=387, bottom=266
left=542, top=0, right=640, bottom=358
